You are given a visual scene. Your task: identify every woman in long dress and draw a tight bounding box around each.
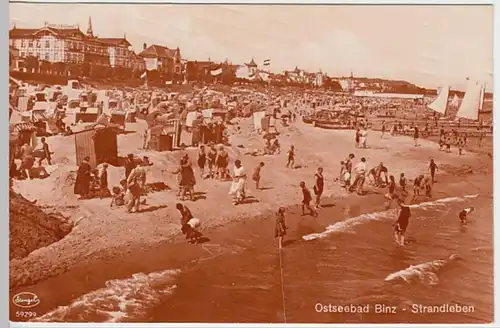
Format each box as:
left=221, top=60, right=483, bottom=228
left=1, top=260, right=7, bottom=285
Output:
left=229, top=159, right=247, bottom=205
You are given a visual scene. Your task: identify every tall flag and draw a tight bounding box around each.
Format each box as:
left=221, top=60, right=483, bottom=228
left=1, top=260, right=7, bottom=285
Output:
left=263, top=59, right=270, bottom=67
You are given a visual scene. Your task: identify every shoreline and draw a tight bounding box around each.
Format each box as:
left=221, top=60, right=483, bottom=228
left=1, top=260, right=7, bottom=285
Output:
left=9, top=121, right=493, bottom=291
left=9, top=167, right=492, bottom=321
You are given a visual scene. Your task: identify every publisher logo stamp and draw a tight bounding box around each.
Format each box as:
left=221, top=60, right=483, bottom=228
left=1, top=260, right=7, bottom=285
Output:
left=12, top=292, right=40, bottom=308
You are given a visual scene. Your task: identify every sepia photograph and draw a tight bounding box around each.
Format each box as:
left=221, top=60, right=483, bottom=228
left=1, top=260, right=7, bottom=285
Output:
left=8, top=2, right=494, bottom=324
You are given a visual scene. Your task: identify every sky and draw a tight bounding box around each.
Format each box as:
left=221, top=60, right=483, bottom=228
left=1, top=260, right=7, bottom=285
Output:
left=9, top=4, right=493, bottom=91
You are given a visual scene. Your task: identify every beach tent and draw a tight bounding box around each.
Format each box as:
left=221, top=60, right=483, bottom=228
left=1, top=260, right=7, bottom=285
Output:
left=252, top=111, right=266, bottom=130
left=74, top=126, right=119, bottom=168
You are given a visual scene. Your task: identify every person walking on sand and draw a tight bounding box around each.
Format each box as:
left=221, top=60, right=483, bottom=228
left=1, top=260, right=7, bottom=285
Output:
left=360, top=127, right=368, bottom=148
left=126, top=163, right=147, bottom=213
left=313, top=167, right=324, bottom=208
left=286, top=145, right=295, bottom=168
left=275, top=207, right=287, bottom=249
left=423, top=177, right=432, bottom=199
left=252, top=162, right=265, bottom=189
left=381, top=121, right=386, bottom=138
left=300, top=181, right=317, bottom=217
left=399, top=173, right=407, bottom=195
left=207, top=144, right=217, bottom=179
left=38, top=137, right=54, bottom=166
left=355, top=128, right=360, bottom=148
left=229, top=160, right=247, bottom=205
left=180, top=153, right=196, bottom=201
left=197, top=145, right=207, bottom=178
left=429, top=159, right=438, bottom=183
left=393, top=198, right=411, bottom=246
left=458, top=137, right=465, bottom=155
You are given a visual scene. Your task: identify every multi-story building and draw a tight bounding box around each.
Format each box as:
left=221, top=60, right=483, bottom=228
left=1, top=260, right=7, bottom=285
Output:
left=139, top=43, right=182, bottom=80
left=9, top=17, right=141, bottom=72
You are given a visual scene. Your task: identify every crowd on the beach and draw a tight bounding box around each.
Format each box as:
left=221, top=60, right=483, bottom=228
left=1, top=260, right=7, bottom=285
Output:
left=10, top=82, right=484, bottom=248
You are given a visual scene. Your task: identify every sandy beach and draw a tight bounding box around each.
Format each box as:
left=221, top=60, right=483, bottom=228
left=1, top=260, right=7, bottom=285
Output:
left=9, top=116, right=492, bottom=291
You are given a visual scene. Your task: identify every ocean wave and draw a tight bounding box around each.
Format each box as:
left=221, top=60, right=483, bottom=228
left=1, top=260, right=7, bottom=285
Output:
left=384, top=254, right=460, bottom=286
left=32, top=269, right=180, bottom=323
left=302, top=195, right=476, bottom=241
left=302, top=209, right=394, bottom=241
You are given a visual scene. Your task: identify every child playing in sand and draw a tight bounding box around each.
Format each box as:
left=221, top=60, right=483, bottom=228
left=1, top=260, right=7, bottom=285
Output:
left=252, top=162, right=265, bottom=189
left=424, top=177, right=432, bottom=199
left=458, top=138, right=465, bottom=155
left=275, top=207, right=287, bottom=249
left=412, top=175, right=424, bottom=202
left=110, top=186, right=125, bottom=208
left=459, top=207, right=474, bottom=225
left=399, top=173, right=407, bottom=193
left=176, top=203, right=202, bottom=244
left=300, top=181, right=317, bottom=217
left=286, top=145, right=295, bottom=168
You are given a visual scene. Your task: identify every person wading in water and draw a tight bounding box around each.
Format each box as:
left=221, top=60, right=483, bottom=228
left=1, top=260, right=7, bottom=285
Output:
left=393, top=198, right=411, bottom=246
left=313, top=167, right=324, bottom=208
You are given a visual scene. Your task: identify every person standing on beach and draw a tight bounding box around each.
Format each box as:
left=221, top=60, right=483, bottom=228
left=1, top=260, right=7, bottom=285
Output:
left=399, top=173, right=407, bottom=194
left=207, top=144, right=217, bottom=179
left=381, top=121, right=386, bottom=138
left=124, top=153, right=137, bottom=180
left=413, top=125, right=419, bottom=147
left=355, top=128, right=360, bottom=148
left=360, top=127, right=368, bottom=148
left=216, top=146, right=229, bottom=180
left=393, top=198, right=411, bottom=246
left=349, top=157, right=367, bottom=195
left=286, top=145, right=295, bottom=168
left=429, top=159, right=438, bottom=183
left=229, top=159, right=247, bottom=205
left=300, top=181, right=317, bottom=217
left=126, top=163, right=147, bottom=213
left=384, top=175, right=397, bottom=209
left=313, top=167, right=324, bottom=208
left=252, top=162, right=265, bottom=189
left=275, top=207, right=287, bottom=249
left=99, top=163, right=109, bottom=199
left=458, top=137, right=465, bottom=155
left=39, top=137, right=53, bottom=166
left=197, top=145, right=207, bottom=178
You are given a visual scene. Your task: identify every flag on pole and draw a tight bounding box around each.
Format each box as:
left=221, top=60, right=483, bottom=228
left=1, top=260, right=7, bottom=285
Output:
left=466, top=76, right=470, bottom=80
left=210, top=67, right=223, bottom=76
left=263, top=59, right=270, bottom=67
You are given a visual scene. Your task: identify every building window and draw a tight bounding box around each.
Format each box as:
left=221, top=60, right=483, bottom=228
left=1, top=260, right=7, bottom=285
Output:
left=20, top=52, right=25, bottom=57
left=28, top=40, right=33, bottom=47
left=45, top=40, right=50, bottom=48
left=54, top=53, right=59, bottom=61
left=44, top=53, right=49, bottom=60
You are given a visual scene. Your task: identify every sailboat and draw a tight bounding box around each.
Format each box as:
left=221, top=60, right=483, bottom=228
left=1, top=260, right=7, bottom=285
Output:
left=455, top=80, right=484, bottom=121
left=428, top=84, right=450, bottom=115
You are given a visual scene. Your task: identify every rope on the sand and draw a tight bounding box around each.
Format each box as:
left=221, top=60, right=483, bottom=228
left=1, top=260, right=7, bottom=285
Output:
left=279, top=249, right=287, bottom=323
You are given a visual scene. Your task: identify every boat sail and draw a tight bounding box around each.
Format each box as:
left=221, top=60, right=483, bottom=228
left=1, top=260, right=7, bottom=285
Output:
left=428, top=85, right=450, bottom=115
left=455, top=80, right=483, bottom=121
left=449, top=94, right=460, bottom=108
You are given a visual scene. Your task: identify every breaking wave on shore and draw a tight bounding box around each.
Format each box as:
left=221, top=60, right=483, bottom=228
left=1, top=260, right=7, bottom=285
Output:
left=384, top=254, right=461, bottom=286
left=33, top=269, right=180, bottom=323
left=302, top=195, right=478, bottom=241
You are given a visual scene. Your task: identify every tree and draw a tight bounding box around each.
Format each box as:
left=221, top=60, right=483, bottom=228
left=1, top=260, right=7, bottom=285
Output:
left=39, top=60, right=51, bottom=74
left=25, top=56, right=39, bottom=73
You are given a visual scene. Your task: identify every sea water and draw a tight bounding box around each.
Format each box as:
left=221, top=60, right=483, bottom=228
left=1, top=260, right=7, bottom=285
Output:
left=32, top=194, right=493, bottom=323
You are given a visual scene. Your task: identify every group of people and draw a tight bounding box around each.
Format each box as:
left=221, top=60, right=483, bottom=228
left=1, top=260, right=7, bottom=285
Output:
left=10, top=137, right=53, bottom=180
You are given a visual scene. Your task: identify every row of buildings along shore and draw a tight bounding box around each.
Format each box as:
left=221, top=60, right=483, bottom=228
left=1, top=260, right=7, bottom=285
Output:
left=8, top=16, right=334, bottom=87
left=9, top=17, right=431, bottom=94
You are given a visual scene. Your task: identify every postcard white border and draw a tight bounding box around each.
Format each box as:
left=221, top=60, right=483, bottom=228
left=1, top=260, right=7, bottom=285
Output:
left=5, top=0, right=498, bottom=327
